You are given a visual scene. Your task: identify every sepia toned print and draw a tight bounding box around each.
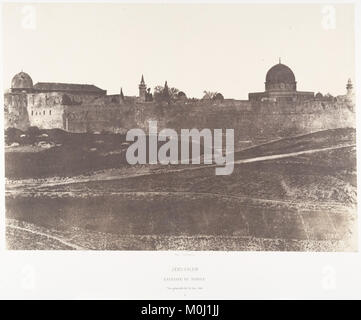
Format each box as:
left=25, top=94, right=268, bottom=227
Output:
left=3, top=3, right=357, bottom=251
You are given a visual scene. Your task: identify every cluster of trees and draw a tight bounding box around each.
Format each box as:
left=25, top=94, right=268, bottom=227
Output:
left=315, top=92, right=337, bottom=102
left=153, top=82, right=180, bottom=102
left=151, top=84, right=224, bottom=103
left=202, top=91, right=224, bottom=101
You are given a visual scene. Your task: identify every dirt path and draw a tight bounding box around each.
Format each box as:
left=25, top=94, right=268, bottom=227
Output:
left=7, top=224, right=85, bottom=250
left=6, top=218, right=354, bottom=251
left=233, top=144, right=355, bottom=164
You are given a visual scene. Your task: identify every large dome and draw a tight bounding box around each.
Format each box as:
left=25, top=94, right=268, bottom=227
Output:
left=265, top=63, right=296, bottom=91
left=11, top=71, right=33, bottom=90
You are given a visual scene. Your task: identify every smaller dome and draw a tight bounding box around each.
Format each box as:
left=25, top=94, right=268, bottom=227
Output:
left=214, top=93, right=224, bottom=101
left=11, top=71, right=33, bottom=90
left=315, top=92, right=323, bottom=100
left=177, top=91, right=187, bottom=98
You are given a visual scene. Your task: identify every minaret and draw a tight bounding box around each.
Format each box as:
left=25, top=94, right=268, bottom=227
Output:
left=138, top=75, right=147, bottom=102
left=346, top=78, right=353, bottom=96
left=346, top=78, right=354, bottom=103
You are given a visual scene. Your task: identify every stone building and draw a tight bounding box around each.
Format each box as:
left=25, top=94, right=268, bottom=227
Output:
left=248, top=61, right=315, bottom=102
left=4, top=71, right=110, bottom=131
left=3, top=62, right=355, bottom=133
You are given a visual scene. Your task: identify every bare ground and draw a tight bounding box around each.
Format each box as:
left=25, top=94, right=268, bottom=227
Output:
left=5, top=128, right=358, bottom=251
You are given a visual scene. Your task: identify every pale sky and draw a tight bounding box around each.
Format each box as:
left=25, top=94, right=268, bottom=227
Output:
left=2, top=3, right=355, bottom=99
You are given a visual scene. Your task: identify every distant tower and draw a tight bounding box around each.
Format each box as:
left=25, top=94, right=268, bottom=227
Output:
left=346, top=78, right=353, bottom=96
left=138, top=75, right=147, bottom=102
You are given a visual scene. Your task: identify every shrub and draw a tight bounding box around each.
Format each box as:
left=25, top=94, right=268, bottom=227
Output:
left=27, top=126, right=40, bottom=136
left=5, top=127, right=23, bottom=144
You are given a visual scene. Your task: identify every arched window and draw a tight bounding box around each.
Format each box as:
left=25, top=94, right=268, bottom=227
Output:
left=31, top=110, right=33, bottom=116
left=49, top=110, right=52, bottom=115
left=43, top=110, right=45, bottom=115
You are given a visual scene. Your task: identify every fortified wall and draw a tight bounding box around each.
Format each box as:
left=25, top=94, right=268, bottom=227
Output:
left=42, top=97, right=354, bottom=144
left=4, top=63, right=356, bottom=142
left=73, top=99, right=353, bottom=141
left=5, top=91, right=356, bottom=141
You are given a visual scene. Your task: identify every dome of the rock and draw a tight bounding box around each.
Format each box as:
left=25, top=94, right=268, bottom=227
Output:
left=265, top=63, right=296, bottom=91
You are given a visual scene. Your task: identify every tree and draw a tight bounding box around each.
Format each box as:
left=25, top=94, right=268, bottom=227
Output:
left=145, top=88, right=153, bottom=101
left=162, top=81, right=170, bottom=101
left=203, top=91, right=218, bottom=100
left=154, top=86, right=165, bottom=102
left=154, top=83, right=180, bottom=102
left=169, top=87, right=179, bottom=99
left=28, top=126, right=40, bottom=136
left=120, top=88, right=125, bottom=101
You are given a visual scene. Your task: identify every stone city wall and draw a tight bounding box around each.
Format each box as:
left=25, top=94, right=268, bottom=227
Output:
left=5, top=93, right=356, bottom=141
left=62, top=99, right=355, bottom=141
